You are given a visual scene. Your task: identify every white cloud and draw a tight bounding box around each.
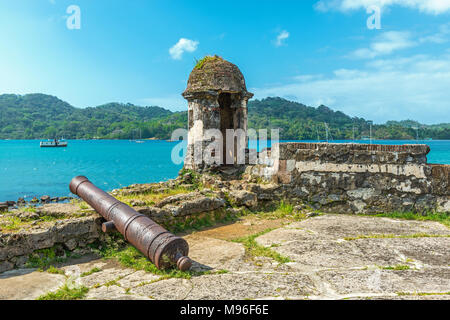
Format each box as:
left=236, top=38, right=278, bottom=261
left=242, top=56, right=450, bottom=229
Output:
left=293, top=74, right=324, bottom=82
left=419, top=22, right=450, bottom=44
left=169, top=38, right=199, bottom=60
left=315, top=0, right=450, bottom=14
left=251, top=53, right=450, bottom=124
left=349, top=25, right=450, bottom=59
left=274, top=30, right=289, bottom=47
left=350, top=31, right=416, bottom=58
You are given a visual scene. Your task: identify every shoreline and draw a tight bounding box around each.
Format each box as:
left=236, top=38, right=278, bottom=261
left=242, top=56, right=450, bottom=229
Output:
left=1, top=138, right=450, bottom=141
left=1, top=139, right=449, bottom=204
left=0, top=196, right=75, bottom=212
left=0, top=138, right=166, bottom=141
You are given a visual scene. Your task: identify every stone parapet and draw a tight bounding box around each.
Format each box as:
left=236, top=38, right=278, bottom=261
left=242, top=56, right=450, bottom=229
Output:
left=246, top=142, right=449, bottom=214
left=277, top=142, right=430, bottom=164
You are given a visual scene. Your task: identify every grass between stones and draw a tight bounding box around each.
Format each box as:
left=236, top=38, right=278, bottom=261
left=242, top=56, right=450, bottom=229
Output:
left=27, top=247, right=66, bottom=270
left=269, top=201, right=309, bottom=221
left=46, top=265, right=66, bottom=275
left=80, top=267, right=102, bottom=277
left=78, top=202, right=89, bottom=210
left=132, top=271, right=229, bottom=288
left=26, top=246, right=81, bottom=271
left=104, top=277, right=123, bottom=287
left=396, top=291, right=450, bottom=296
left=36, top=284, right=89, bottom=300
left=91, top=234, right=227, bottom=280
left=0, top=214, right=58, bottom=232
left=232, top=228, right=292, bottom=264
left=382, top=265, right=411, bottom=270
left=0, top=209, right=84, bottom=233
left=240, top=201, right=312, bottom=222
left=344, top=233, right=450, bottom=241
left=116, top=186, right=194, bottom=207
left=168, top=209, right=238, bottom=234
left=0, top=216, right=26, bottom=231
left=366, top=211, right=450, bottom=227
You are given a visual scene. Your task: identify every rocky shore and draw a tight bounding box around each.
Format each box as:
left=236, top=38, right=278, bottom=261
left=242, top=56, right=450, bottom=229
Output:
left=0, top=196, right=74, bottom=213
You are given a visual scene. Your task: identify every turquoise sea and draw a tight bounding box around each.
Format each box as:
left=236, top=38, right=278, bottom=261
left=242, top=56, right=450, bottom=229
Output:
left=0, top=139, right=449, bottom=202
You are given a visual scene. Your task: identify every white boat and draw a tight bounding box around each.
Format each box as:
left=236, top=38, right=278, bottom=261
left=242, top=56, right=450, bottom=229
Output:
left=40, top=139, right=68, bottom=148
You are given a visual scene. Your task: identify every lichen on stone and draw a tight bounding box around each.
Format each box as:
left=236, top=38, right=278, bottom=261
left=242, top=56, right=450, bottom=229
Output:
left=183, top=55, right=249, bottom=95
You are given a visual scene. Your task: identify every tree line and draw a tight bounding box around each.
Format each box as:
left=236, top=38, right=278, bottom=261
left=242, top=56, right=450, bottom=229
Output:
left=0, top=94, right=448, bottom=140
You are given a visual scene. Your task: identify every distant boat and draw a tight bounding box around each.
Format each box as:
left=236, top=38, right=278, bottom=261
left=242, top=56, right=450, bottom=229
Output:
left=40, top=138, right=68, bottom=148
left=424, top=138, right=433, bottom=141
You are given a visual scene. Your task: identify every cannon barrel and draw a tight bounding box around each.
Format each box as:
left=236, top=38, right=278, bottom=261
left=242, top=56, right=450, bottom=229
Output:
left=69, top=176, right=192, bottom=271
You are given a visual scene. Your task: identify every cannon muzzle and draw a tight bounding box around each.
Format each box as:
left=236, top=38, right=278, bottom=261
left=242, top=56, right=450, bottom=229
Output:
left=69, top=176, right=192, bottom=271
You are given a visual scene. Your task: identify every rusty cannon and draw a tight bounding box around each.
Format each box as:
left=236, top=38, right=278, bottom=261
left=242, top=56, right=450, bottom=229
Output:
left=69, top=176, right=192, bottom=271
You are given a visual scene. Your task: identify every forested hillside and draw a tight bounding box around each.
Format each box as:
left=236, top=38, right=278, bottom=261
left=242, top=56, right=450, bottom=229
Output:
left=0, top=94, right=180, bottom=139
left=0, top=94, right=448, bottom=140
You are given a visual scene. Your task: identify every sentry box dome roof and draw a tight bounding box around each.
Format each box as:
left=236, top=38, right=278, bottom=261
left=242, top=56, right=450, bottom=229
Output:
left=183, top=55, right=252, bottom=97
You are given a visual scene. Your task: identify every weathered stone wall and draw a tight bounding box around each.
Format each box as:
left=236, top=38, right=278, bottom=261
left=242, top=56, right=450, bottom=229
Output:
left=0, top=216, right=103, bottom=273
left=184, top=93, right=251, bottom=171
left=0, top=184, right=232, bottom=273
left=245, top=142, right=450, bottom=214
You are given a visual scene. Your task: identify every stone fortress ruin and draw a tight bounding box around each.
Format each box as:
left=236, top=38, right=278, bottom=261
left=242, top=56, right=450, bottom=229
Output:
left=0, top=56, right=449, bottom=296
left=183, top=56, right=450, bottom=213
left=246, top=143, right=449, bottom=213
left=181, top=55, right=449, bottom=214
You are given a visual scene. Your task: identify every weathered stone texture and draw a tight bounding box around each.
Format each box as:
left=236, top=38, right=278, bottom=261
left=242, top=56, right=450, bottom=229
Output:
left=0, top=191, right=231, bottom=273
left=0, top=216, right=103, bottom=272
left=431, top=164, right=450, bottom=195
left=183, top=56, right=249, bottom=95
left=228, top=190, right=257, bottom=208
left=278, top=142, right=430, bottom=164
left=183, top=56, right=253, bottom=171
left=246, top=142, right=449, bottom=213
left=3, top=214, right=449, bottom=300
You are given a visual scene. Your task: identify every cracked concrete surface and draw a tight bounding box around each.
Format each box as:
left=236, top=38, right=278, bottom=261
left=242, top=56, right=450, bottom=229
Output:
left=1, top=214, right=449, bottom=300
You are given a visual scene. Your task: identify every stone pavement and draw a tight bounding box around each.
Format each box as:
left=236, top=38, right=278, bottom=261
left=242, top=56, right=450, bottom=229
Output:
left=1, top=214, right=449, bottom=300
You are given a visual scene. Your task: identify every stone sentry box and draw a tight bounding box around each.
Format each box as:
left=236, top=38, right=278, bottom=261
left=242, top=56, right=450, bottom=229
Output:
left=247, top=142, right=450, bottom=213
left=182, top=56, right=253, bottom=172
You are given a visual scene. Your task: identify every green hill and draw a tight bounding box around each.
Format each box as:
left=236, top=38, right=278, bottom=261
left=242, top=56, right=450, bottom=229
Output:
left=0, top=93, right=448, bottom=140
left=0, top=94, right=178, bottom=139
left=248, top=97, right=368, bottom=140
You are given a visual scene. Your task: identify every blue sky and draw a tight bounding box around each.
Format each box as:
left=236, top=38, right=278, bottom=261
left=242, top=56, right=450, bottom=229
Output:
left=0, top=0, right=449, bottom=124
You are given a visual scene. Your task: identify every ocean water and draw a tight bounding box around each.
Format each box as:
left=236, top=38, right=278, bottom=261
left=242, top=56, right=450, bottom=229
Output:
left=0, top=139, right=449, bottom=202
left=0, top=140, right=184, bottom=202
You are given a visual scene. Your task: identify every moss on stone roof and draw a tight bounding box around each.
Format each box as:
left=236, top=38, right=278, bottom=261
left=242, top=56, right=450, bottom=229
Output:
left=194, top=55, right=222, bottom=70
left=183, top=55, right=248, bottom=95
